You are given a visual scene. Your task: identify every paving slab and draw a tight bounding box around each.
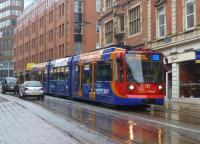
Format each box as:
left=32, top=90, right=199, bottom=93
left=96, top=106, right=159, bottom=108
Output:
left=0, top=97, right=79, bottom=144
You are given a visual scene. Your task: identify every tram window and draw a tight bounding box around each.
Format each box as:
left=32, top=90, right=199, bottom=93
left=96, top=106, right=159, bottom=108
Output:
left=114, top=60, right=119, bottom=81
left=50, top=68, right=54, bottom=80
left=44, top=69, right=48, bottom=82
left=82, top=64, right=90, bottom=84
left=51, top=68, right=57, bottom=80
left=64, top=67, right=69, bottom=80
left=38, top=70, right=42, bottom=82
left=104, top=61, right=112, bottom=81
left=75, top=65, right=79, bottom=81
left=96, top=61, right=104, bottom=81
left=119, top=61, right=124, bottom=82
left=56, top=68, right=62, bottom=80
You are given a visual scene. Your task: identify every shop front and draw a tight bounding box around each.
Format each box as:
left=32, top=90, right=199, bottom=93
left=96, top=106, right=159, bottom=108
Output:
left=179, top=60, right=200, bottom=98
left=166, top=51, right=200, bottom=100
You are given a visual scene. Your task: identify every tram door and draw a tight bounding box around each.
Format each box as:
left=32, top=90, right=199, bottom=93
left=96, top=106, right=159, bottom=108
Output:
left=78, top=63, right=96, bottom=99
left=89, top=63, right=96, bottom=99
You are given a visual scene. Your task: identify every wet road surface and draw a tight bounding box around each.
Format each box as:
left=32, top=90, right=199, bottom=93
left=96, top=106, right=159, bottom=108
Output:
left=32, top=96, right=200, bottom=144
left=146, top=103, right=200, bottom=124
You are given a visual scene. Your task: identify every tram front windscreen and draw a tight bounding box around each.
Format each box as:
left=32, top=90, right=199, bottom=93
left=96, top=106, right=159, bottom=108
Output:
left=125, top=53, right=164, bottom=83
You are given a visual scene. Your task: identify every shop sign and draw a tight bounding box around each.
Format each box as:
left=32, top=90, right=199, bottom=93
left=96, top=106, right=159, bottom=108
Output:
left=195, top=51, right=200, bottom=59
left=26, top=63, right=35, bottom=70
left=195, top=51, right=200, bottom=63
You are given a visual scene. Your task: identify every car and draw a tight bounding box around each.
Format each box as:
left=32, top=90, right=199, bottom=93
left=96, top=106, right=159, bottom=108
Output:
left=1, top=77, right=19, bottom=94
left=19, top=81, right=44, bottom=100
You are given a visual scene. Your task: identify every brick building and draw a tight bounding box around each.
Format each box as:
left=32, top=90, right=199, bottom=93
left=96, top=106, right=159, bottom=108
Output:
left=0, top=0, right=24, bottom=81
left=100, top=0, right=200, bottom=101
left=13, top=0, right=99, bottom=79
left=99, top=0, right=148, bottom=48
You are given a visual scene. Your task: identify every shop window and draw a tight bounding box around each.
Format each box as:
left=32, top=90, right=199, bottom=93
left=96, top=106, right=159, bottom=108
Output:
left=180, top=62, right=200, bottom=98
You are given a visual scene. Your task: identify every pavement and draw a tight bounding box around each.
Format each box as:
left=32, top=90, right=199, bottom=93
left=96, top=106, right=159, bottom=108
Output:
left=0, top=94, right=117, bottom=144
left=170, top=98, right=200, bottom=104
left=0, top=96, right=80, bottom=144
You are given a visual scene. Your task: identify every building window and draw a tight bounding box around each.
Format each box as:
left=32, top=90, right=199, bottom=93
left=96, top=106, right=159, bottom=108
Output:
left=62, top=44, right=64, bottom=57
left=118, top=14, right=125, bottom=33
left=185, top=0, right=195, bottom=30
left=62, top=3, right=65, bottom=16
left=157, top=6, right=165, bottom=38
left=129, top=5, right=141, bottom=36
left=62, top=24, right=64, bottom=37
left=59, top=4, right=61, bottom=17
left=59, top=25, right=61, bottom=38
left=105, top=20, right=113, bottom=44
left=105, top=0, right=113, bottom=9
left=96, top=0, right=101, bottom=12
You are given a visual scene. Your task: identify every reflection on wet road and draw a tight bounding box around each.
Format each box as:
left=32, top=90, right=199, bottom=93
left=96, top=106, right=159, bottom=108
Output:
left=143, top=104, right=200, bottom=125
left=35, top=96, right=200, bottom=144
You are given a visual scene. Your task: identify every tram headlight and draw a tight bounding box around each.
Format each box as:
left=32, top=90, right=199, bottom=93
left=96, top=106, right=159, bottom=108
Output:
left=128, top=85, right=135, bottom=90
left=158, top=85, right=163, bottom=90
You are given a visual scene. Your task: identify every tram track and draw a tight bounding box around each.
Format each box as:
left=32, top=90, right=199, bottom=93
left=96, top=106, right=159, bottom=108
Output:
left=32, top=96, right=200, bottom=144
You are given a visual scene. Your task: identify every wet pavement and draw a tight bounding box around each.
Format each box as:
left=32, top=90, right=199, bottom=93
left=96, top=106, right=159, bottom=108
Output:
left=33, top=96, right=200, bottom=144
left=0, top=94, right=117, bottom=144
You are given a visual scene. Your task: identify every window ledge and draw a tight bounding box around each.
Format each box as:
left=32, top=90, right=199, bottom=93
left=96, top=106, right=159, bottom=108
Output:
left=184, top=28, right=195, bottom=34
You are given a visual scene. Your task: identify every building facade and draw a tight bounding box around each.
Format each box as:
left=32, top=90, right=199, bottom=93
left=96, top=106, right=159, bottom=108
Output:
left=99, top=0, right=148, bottom=48
left=100, top=0, right=200, bottom=101
left=13, top=0, right=99, bottom=80
left=148, top=0, right=200, bottom=101
left=0, top=0, right=24, bottom=81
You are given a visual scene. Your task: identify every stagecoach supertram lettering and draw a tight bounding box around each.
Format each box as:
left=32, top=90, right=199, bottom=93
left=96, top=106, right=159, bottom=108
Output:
left=80, top=50, right=103, bottom=62
left=96, top=88, right=109, bottom=95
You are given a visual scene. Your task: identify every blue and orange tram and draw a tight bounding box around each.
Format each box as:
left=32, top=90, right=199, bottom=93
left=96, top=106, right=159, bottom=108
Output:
left=31, top=45, right=166, bottom=106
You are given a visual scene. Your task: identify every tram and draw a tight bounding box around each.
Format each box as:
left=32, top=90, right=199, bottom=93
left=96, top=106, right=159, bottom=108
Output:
left=31, top=45, right=166, bottom=106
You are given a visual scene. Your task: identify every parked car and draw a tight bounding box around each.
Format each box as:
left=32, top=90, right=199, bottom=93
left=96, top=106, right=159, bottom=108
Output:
left=1, top=77, right=19, bottom=94
left=19, top=81, right=44, bottom=100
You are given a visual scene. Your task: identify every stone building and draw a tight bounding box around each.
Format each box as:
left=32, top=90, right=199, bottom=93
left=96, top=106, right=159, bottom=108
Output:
left=100, top=0, right=200, bottom=102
